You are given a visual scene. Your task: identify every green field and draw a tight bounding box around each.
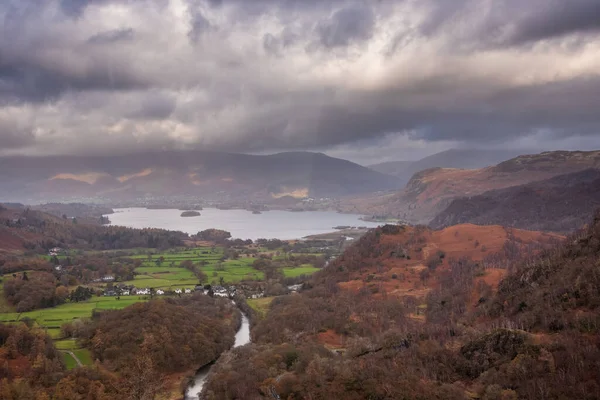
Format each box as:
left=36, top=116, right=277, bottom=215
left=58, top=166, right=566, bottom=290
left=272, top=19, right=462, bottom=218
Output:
left=1, top=246, right=322, bottom=344
left=0, top=296, right=150, bottom=338
left=247, top=296, right=275, bottom=318
left=55, top=339, right=79, bottom=350
left=55, top=339, right=94, bottom=369
left=62, top=352, right=79, bottom=369
left=126, top=248, right=266, bottom=285
left=282, top=265, right=320, bottom=278
left=73, top=349, right=93, bottom=365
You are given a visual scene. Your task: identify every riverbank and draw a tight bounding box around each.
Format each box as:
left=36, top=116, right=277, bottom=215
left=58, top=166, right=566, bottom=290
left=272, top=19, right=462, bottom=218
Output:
left=165, top=307, right=242, bottom=400
left=182, top=302, right=250, bottom=400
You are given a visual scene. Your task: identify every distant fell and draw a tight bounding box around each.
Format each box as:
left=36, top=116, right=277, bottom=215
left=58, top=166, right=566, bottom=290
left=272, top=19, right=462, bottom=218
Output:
left=368, top=148, right=524, bottom=183
left=0, top=150, right=400, bottom=203
left=430, top=169, right=600, bottom=233
left=344, top=149, right=600, bottom=224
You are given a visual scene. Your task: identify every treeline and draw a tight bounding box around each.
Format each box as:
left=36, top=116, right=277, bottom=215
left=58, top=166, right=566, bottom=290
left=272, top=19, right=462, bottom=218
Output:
left=2, top=256, right=137, bottom=312
left=51, top=254, right=136, bottom=284
left=2, top=208, right=186, bottom=252
left=485, top=211, right=600, bottom=332
left=3, top=271, right=69, bottom=312
left=77, top=295, right=238, bottom=374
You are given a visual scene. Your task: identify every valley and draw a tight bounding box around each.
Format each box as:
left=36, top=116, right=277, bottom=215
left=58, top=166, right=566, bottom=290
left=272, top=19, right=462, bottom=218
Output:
left=2, top=149, right=600, bottom=400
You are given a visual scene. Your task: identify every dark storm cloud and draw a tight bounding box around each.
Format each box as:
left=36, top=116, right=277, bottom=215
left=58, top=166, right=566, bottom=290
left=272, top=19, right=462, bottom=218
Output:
left=88, top=28, right=135, bottom=44
left=0, top=56, right=147, bottom=104
left=315, top=4, right=375, bottom=48
left=509, top=0, right=600, bottom=44
left=415, top=0, right=600, bottom=49
left=0, top=0, right=599, bottom=158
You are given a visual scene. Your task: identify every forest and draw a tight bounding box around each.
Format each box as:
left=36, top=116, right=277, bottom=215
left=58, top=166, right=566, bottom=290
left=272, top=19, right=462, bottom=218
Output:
left=0, top=295, right=239, bottom=400
left=1, top=207, right=186, bottom=252
left=203, top=212, right=600, bottom=399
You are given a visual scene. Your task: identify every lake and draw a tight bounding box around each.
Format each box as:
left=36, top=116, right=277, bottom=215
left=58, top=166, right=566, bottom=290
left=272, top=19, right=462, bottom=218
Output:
left=106, top=208, right=380, bottom=240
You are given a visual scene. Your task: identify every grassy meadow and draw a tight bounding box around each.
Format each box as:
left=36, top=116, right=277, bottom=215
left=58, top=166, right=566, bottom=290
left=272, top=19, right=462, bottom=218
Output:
left=1, top=245, right=322, bottom=344
left=247, top=296, right=276, bottom=318
left=0, top=295, right=150, bottom=338
left=125, top=247, right=264, bottom=286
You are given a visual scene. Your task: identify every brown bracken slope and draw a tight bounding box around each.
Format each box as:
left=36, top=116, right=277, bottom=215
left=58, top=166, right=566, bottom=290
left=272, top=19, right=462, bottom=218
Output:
left=342, top=150, right=600, bottom=224
left=335, top=223, right=562, bottom=305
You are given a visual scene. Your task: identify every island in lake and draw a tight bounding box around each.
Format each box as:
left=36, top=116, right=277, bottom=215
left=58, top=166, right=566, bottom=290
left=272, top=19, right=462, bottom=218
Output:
left=180, top=210, right=201, bottom=217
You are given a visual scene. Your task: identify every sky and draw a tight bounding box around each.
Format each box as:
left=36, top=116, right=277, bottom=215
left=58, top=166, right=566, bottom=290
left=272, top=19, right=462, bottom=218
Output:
left=1, top=0, right=600, bottom=165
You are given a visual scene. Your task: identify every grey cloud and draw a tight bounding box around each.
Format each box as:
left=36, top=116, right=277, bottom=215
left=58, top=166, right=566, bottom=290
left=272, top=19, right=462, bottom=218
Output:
left=0, top=56, right=147, bottom=104
left=0, top=0, right=599, bottom=159
left=59, top=0, right=168, bottom=18
left=509, top=0, right=600, bottom=44
left=129, top=93, right=177, bottom=120
left=315, top=4, right=375, bottom=48
left=415, top=0, right=600, bottom=50
left=60, top=0, right=99, bottom=18
left=188, top=9, right=212, bottom=43
left=0, top=119, right=35, bottom=150
left=87, top=28, right=135, bottom=44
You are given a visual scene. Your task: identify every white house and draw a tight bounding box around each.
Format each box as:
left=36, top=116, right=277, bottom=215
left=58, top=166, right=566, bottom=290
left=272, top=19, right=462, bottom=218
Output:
left=122, top=290, right=130, bottom=296
left=184, top=288, right=191, bottom=294
left=175, top=289, right=182, bottom=294
left=48, top=247, right=63, bottom=256
left=287, top=284, right=302, bottom=292
left=156, top=289, right=165, bottom=295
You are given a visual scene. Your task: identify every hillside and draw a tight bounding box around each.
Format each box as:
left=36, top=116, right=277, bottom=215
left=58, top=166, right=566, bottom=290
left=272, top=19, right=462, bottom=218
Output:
left=368, top=149, right=523, bottom=184
left=204, top=213, right=600, bottom=400
left=0, top=151, right=400, bottom=203
left=430, top=169, right=600, bottom=233
left=346, top=150, right=600, bottom=224
left=0, top=205, right=186, bottom=254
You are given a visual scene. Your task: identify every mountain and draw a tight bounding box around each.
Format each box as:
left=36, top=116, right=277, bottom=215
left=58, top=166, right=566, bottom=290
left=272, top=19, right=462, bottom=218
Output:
left=345, top=150, right=600, bottom=224
left=0, top=151, right=401, bottom=203
left=430, top=169, right=600, bottom=233
left=368, top=149, right=524, bottom=183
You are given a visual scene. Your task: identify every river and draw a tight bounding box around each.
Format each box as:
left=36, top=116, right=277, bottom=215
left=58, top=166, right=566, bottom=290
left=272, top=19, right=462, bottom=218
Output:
left=185, top=311, right=251, bottom=400
left=106, top=207, right=379, bottom=240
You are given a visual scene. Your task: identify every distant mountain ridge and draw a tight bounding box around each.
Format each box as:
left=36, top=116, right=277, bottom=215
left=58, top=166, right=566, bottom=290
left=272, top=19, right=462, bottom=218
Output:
left=0, top=151, right=401, bottom=203
left=342, top=150, right=600, bottom=224
left=429, top=169, right=600, bottom=233
left=368, top=148, right=525, bottom=183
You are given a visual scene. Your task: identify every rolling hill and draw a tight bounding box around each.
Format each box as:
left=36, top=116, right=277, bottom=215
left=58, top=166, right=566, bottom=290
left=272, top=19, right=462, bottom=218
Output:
left=368, top=148, right=524, bottom=184
left=344, top=150, right=600, bottom=224
left=0, top=151, right=401, bottom=203
left=430, top=169, right=600, bottom=233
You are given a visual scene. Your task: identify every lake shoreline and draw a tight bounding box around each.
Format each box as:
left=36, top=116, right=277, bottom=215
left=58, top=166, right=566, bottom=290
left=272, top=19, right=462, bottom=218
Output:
left=105, top=207, right=380, bottom=241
